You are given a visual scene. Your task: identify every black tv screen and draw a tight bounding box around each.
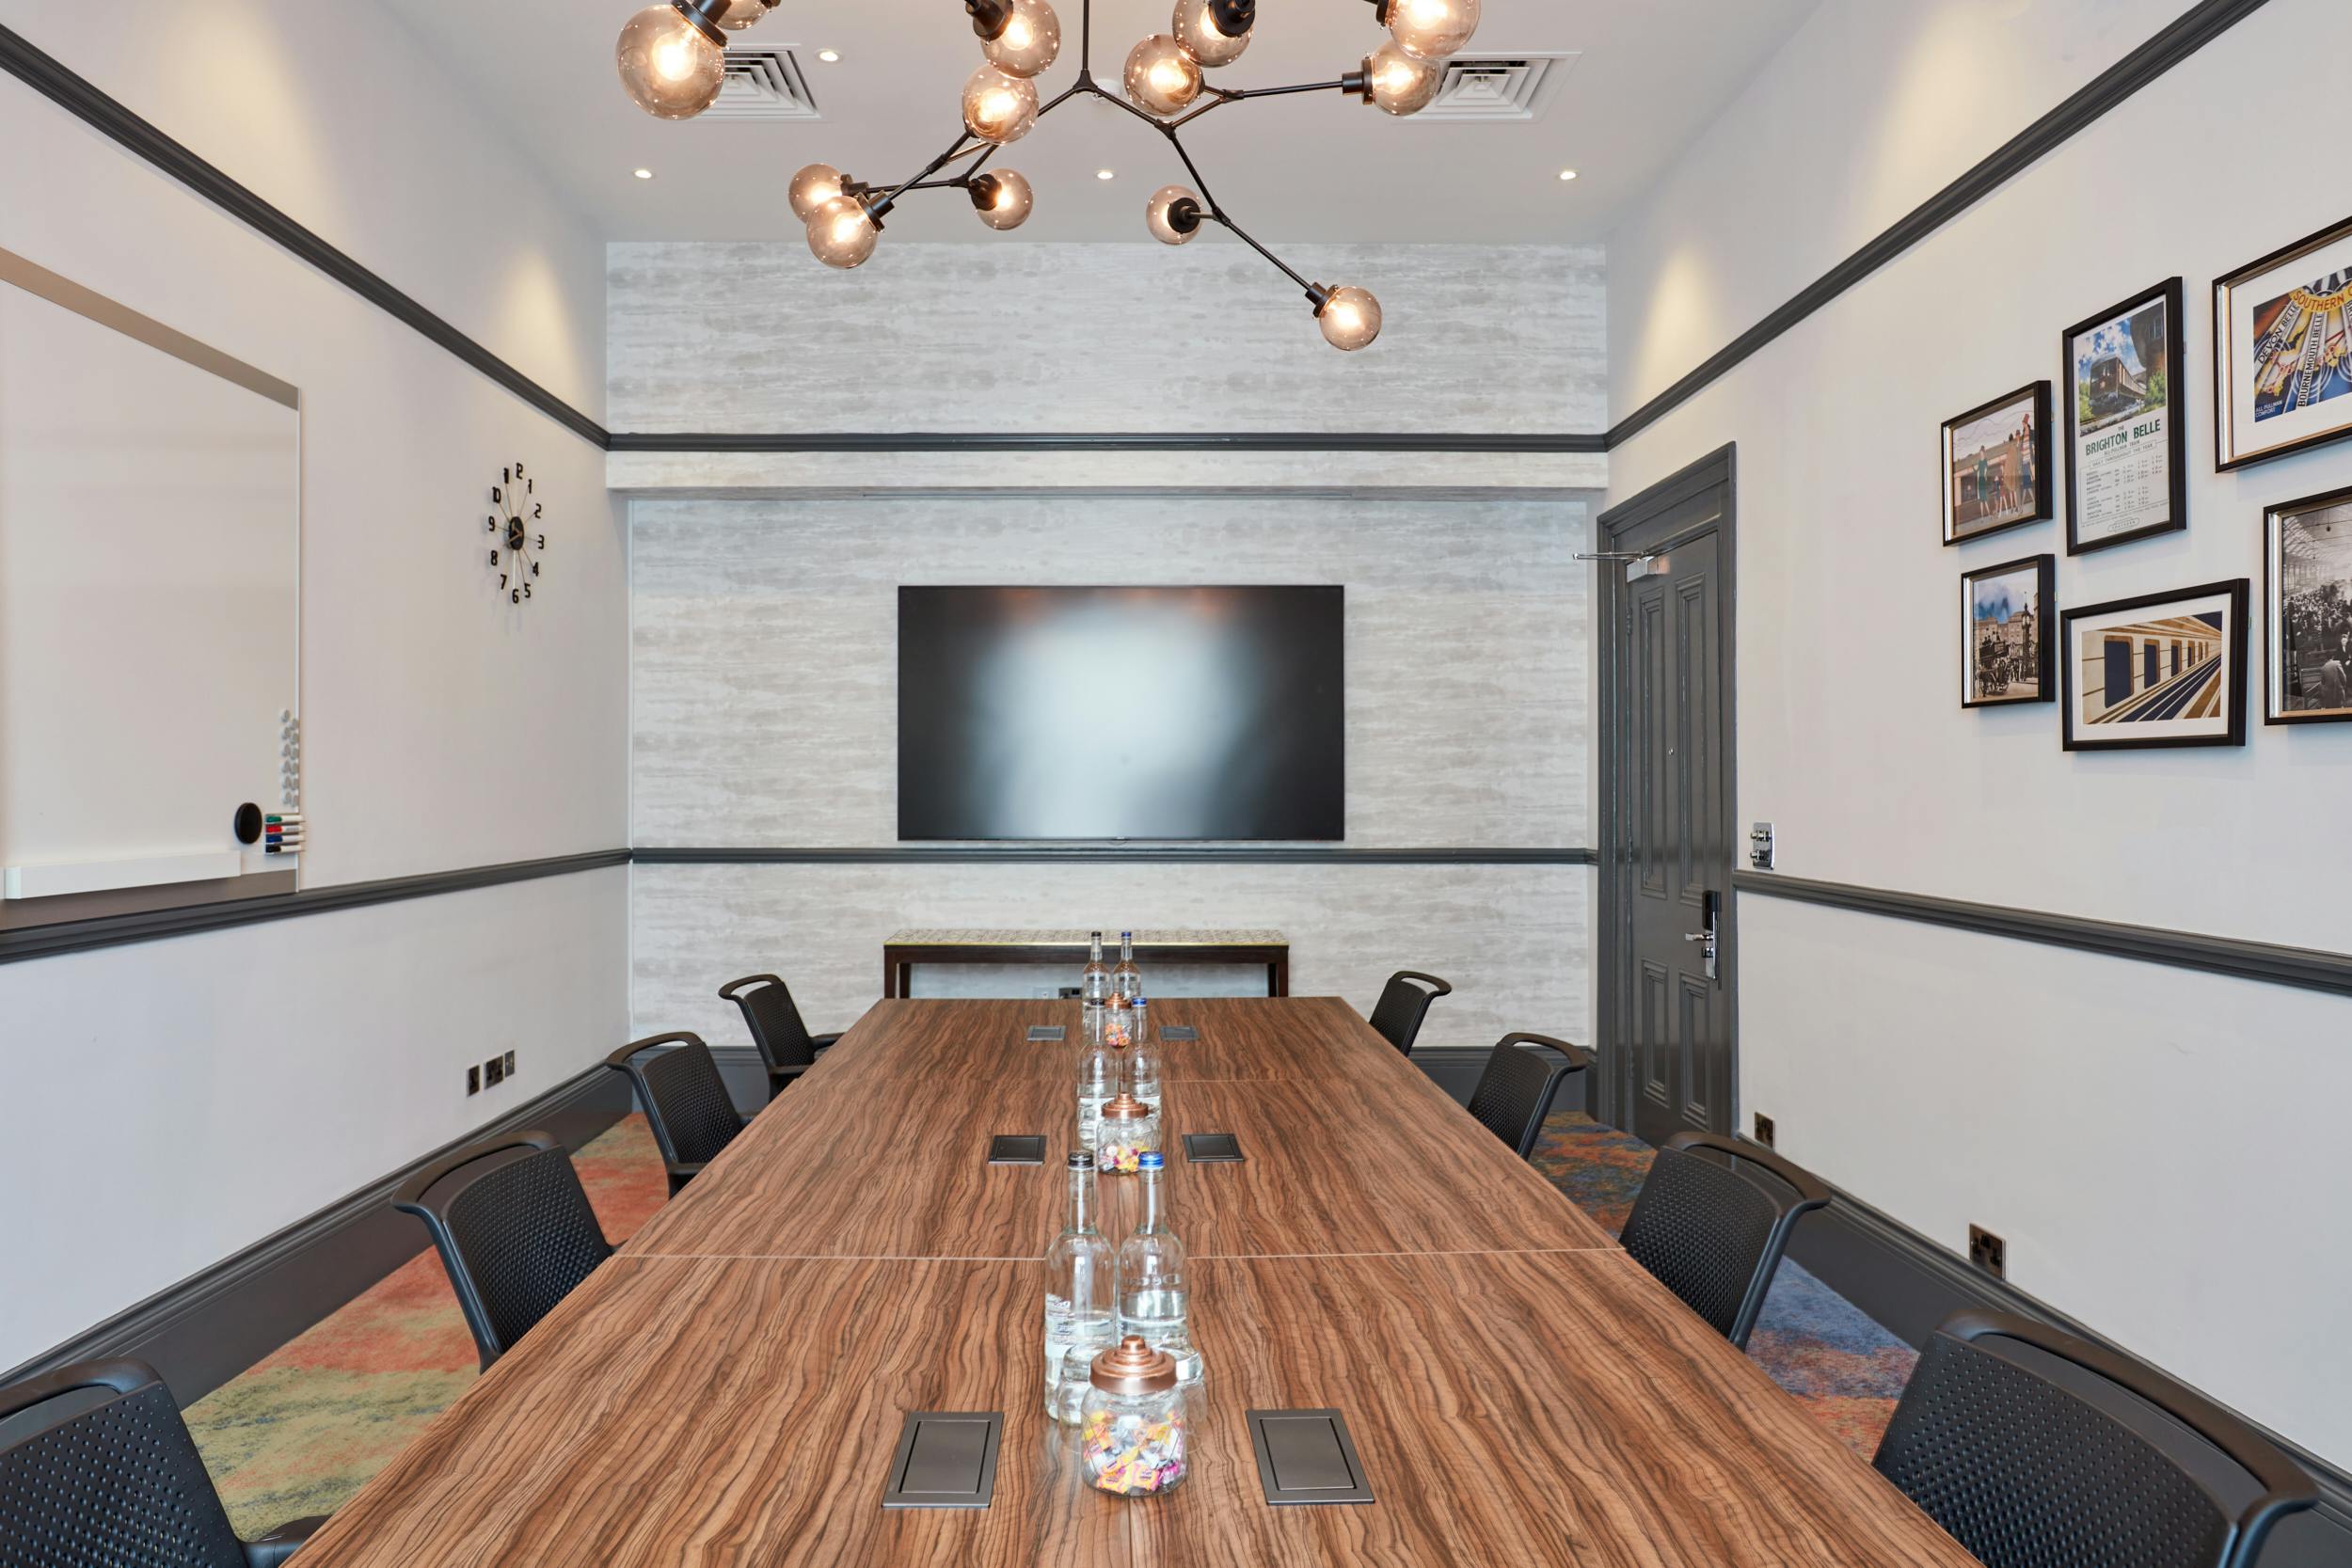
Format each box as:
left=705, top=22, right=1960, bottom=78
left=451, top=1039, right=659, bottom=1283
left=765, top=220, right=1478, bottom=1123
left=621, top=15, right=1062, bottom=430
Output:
left=898, top=586, right=1344, bottom=841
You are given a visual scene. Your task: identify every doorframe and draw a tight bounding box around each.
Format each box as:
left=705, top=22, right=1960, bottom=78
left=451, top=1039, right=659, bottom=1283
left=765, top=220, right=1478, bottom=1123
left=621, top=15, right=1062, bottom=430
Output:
left=1593, top=443, right=1740, bottom=1139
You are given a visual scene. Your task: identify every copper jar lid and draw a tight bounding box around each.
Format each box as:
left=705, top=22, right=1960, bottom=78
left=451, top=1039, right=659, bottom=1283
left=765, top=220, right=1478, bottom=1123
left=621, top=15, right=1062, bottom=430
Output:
left=1101, top=1092, right=1153, bottom=1121
left=1090, top=1334, right=1178, bottom=1394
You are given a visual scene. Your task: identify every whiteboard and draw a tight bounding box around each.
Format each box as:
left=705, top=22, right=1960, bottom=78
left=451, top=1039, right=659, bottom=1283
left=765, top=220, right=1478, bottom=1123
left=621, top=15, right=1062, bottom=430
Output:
left=0, top=248, right=300, bottom=916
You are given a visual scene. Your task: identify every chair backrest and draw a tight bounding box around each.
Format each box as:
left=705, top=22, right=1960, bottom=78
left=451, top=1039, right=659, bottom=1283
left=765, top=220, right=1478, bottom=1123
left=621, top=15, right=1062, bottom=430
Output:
left=391, top=1132, right=612, bottom=1370
left=1464, top=1033, right=1593, bottom=1159
left=718, top=973, right=821, bottom=1081
left=1618, top=1130, right=1830, bottom=1348
left=606, top=1032, right=742, bottom=1173
left=1874, top=1311, right=2316, bottom=1568
left=0, top=1359, right=248, bottom=1568
left=1367, top=970, right=1452, bottom=1056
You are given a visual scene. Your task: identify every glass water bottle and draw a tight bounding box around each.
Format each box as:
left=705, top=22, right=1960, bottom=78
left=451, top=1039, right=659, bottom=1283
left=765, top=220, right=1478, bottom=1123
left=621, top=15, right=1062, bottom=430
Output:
left=1081, top=931, right=1111, bottom=1017
left=1076, top=1020, right=1118, bottom=1151
left=1044, top=1152, right=1117, bottom=1422
left=1111, top=931, right=1142, bottom=1004
left=1117, top=1152, right=1200, bottom=1384
left=1126, top=998, right=1161, bottom=1113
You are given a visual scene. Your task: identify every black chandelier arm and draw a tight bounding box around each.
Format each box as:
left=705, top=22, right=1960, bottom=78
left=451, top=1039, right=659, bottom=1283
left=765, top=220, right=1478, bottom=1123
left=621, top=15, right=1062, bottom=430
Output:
left=1208, top=211, right=1315, bottom=296
left=871, top=129, right=984, bottom=215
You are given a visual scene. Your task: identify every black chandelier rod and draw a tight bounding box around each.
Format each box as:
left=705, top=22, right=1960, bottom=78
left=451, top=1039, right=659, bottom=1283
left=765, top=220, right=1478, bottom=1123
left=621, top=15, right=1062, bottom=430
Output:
left=859, top=0, right=1339, bottom=300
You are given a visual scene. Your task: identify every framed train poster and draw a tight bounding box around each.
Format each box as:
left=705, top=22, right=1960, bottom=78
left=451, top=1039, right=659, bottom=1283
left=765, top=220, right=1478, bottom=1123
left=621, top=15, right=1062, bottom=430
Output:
left=2216, top=215, right=2352, bottom=471
left=2064, top=278, right=2186, bottom=555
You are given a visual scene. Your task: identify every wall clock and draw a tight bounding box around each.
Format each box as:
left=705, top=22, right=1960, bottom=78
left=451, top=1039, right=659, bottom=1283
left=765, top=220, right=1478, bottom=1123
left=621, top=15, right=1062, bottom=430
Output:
left=485, top=462, right=548, bottom=604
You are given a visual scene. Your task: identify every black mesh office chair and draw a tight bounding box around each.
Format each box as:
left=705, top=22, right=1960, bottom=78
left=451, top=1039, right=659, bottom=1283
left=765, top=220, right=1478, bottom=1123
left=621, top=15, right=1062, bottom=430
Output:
left=1366, top=970, right=1452, bottom=1056
left=1875, top=1310, right=2316, bottom=1568
left=390, top=1132, right=612, bottom=1370
left=0, top=1359, right=326, bottom=1566
left=717, top=973, right=841, bottom=1102
left=1617, top=1130, right=1830, bottom=1349
left=604, top=1032, right=746, bottom=1196
left=1464, top=1033, right=1593, bottom=1159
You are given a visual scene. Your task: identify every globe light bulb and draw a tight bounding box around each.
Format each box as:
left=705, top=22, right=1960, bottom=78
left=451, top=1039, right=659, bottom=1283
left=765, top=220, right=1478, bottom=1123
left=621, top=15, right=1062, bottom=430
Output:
left=1146, top=184, right=1203, bottom=245
left=788, top=163, right=847, bottom=222
left=715, top=0, right=775, bottom=28
left=1363, top=41, right=1442, bottom=116
left=1124, top=35, right=1203, bottom=117
left=981, top=0, right=1062, bottom=78
left=962, top=63, right=1041, bottom=144
left=971, top=170, right=1035, bottom=230
left=806, top=194, right=879, bottom=270
left=616, top=3, right=727, bottom=120
left=1315, top=285, right=1382, bottom=351
left=1385, top=0, right=1480, bottom=61
left=1171, top=0, right=1250, bottom=68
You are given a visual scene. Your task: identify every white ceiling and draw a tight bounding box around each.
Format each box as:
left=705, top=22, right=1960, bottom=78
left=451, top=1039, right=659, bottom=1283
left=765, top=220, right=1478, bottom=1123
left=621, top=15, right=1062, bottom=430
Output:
left=380, top=0, right=1820, bottom=245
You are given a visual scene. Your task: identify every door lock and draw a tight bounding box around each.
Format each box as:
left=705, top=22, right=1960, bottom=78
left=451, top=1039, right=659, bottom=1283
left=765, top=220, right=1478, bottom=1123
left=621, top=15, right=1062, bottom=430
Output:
left=1683, top=890, right=1720, bottom=982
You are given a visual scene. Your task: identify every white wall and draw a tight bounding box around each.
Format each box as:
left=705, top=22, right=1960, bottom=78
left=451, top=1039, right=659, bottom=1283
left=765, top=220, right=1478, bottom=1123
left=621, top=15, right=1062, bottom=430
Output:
left=1607, top=0, right=2352, bottom=1464
left=0, top=0, right=628, bottom=1372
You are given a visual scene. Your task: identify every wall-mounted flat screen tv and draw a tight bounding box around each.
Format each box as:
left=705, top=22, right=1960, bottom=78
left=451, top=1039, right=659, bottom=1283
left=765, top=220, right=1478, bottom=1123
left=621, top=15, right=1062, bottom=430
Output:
left=898, top=585, right=1344, bottom=841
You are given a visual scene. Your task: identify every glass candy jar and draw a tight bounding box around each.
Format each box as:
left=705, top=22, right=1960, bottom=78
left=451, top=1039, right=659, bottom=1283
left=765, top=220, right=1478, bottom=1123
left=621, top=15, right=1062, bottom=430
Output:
left=1080, top=1336, right=1188, bottom=1497
left=1094, top=1091, right=1159, bottom=1175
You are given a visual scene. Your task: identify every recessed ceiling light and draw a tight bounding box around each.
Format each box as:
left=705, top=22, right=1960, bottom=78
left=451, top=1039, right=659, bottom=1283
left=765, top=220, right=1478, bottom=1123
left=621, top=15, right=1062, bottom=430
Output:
left=1558, top=168, right=1579, bottom=182
left=633, top=167, right=655, bottom=181
left=817, top=48, right=840, bottom=62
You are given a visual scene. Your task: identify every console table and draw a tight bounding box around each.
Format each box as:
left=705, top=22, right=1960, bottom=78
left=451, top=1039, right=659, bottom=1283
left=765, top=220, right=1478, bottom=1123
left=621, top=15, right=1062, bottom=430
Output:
left=882, top=927, right=1289, bottom=999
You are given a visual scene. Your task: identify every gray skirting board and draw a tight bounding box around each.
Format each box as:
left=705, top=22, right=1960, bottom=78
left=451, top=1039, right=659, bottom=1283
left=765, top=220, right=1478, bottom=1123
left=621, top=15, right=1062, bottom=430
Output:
left=1735, top=870, right=2352, bottom=999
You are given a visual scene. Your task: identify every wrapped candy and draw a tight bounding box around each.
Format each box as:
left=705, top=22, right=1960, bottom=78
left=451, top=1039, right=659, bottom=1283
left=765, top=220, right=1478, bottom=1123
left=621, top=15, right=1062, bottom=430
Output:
left=1080, top=1337, right=1189, bottom=1497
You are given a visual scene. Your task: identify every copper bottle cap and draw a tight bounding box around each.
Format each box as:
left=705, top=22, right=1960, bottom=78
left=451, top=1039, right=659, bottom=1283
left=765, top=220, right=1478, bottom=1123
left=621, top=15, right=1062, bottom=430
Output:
left=1090, top=1334, right=1179, bottom=1394
left=1100, top=1091, right=1152, bottom=1121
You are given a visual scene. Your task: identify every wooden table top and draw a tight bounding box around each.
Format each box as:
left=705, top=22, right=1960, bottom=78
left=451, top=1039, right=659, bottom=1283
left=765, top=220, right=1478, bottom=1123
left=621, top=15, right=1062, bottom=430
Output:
left=295, top=1251, right=1973, bottom=1568
left=296, top=995, right=1972, bottom=1567
left=621, top=998, right=1611, bottom=1261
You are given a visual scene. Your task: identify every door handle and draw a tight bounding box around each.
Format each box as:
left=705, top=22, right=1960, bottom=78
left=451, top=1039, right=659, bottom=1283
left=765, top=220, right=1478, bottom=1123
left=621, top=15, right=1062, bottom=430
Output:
left=1688, top=892, right=1720, bottom=982
left=1681, top=931, right=1708, bottom=942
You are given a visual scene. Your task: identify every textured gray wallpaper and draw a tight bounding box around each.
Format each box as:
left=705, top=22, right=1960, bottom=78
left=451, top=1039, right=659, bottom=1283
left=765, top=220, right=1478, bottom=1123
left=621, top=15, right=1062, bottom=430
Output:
left=608, top=242, right=1605, bottom=434
left=633, top=860, right=1590, bottom=1057
left=630, top=495, right=1588, bottom=847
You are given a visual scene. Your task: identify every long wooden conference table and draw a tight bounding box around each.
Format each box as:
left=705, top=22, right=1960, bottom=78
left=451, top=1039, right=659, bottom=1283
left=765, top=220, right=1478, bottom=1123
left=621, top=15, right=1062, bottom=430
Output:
left=297, top=997, right=1977, bottom=1567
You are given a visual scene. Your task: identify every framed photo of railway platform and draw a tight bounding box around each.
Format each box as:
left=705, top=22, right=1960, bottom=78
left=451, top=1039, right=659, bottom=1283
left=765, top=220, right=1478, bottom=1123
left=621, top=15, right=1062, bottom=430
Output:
left=2061, top=579, right=2248, bottom=752
left=1962, top=555, right=2054, bottom=708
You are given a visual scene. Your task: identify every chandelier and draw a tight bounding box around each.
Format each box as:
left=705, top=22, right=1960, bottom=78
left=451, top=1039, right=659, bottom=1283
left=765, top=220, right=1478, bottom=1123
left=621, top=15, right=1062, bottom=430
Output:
left=612, top=0, right=1485, bottom=350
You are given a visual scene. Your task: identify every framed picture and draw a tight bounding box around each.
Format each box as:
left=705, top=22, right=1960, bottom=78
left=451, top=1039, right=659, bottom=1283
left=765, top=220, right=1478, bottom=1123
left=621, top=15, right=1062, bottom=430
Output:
left=1942, top=383, right=2053, bottom=546
left=2064, top=278, right=2187, bottom=555
left=2265, top=484, right=2352, bottom=724
left=2060, top=579, right=2248, bottom=751
left=2216, top=215, right=2352, bottom=471
left=1961, top=555, right=2055, bottom=707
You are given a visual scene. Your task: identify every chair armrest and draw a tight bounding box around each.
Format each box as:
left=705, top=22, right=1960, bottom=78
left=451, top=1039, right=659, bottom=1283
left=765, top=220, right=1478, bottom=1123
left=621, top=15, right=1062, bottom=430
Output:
left=810, top=1033, right=842, bottom=1053
left=664, top=1160, right=709, bottom=1197
left=245, top=1515, right=329, bottom=1567
left=771, top=1062, right=815, bottom=1085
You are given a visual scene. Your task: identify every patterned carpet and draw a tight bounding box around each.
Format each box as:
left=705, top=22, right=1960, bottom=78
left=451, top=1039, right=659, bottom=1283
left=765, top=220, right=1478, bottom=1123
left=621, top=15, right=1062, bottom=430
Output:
left=1529, top=1113, right=1917, bottom=1458
left=186, top=1109, right=1914, bottom=1536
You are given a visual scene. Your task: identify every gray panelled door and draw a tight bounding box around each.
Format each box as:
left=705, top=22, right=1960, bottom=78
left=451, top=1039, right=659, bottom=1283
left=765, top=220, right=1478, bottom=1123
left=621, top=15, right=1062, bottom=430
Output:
left=1598, top=448, right=1737, bottom=1147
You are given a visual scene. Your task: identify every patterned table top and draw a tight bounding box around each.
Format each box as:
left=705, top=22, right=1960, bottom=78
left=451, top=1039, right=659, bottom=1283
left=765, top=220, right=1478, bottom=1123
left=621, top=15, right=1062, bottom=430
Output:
left=884, top=927, right=1288, bottom=948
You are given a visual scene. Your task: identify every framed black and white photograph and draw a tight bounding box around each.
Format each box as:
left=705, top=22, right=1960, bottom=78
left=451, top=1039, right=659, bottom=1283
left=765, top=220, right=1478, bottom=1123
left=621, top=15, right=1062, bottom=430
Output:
left=1943, top=383, right=2053, bottom=546
left=2216, top=215, right=2352, bottom=472
left=2064, top=278, right=2187, bottom=555
left=2265, top=484, right=2352, bottom=724
left=2060, top=579, right=2248, bottom=751
left=1961, top=555, right=2054, bottom=708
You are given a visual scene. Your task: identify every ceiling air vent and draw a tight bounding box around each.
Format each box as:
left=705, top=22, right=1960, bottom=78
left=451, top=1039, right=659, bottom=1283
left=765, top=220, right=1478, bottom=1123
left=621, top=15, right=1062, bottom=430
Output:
left=702, top=47, right=820, bottom=120
left=1415, top=52, right=1578, bottom=121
